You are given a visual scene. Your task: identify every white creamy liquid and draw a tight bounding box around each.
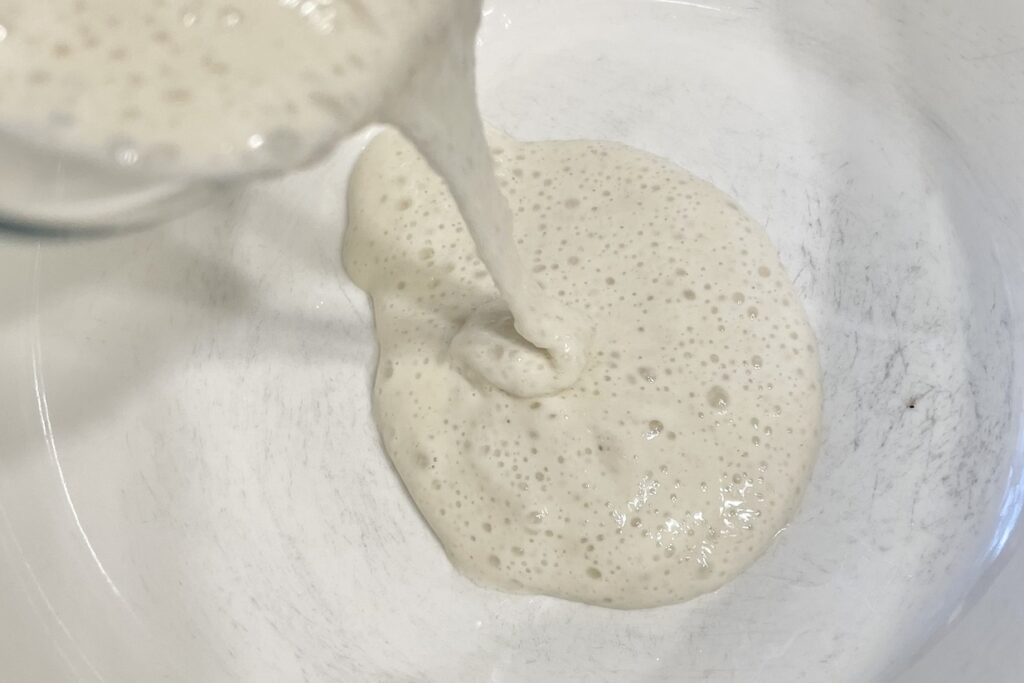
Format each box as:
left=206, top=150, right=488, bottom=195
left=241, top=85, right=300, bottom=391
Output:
left=1, top=0, right=589, bottom=387
left=344, top=129, right=822, bottom=608
left=7, top=0, right=821, bottom=607
left=0, top=1, right=447, bottom=173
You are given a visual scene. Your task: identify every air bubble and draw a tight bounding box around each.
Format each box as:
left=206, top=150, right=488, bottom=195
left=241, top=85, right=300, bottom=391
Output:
left=707, top=385, right=730, bottom=413
left=110, top=140, right=140, bottom=167
left=219, top=6, right=244, bottom=28
left=643, top=420, right=664, bottom=440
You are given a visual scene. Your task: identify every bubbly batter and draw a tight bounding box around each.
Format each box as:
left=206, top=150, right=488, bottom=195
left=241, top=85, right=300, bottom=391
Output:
left=7, top=0, right=822, bottom=607
left=0, top=0, right=449, bottom=173
left=1, top=0, right=589, bottom=386
left=344, top=130, right=821, bottom=608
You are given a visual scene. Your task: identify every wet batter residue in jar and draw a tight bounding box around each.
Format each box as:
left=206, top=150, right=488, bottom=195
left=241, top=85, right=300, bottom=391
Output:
left=2, top=0, right=591, bottom=390
left=344, top=129, right=822, bottom=608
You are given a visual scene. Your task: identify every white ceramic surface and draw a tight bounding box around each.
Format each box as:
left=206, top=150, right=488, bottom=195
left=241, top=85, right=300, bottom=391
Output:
left=2, top=1, right=1024, bottom=681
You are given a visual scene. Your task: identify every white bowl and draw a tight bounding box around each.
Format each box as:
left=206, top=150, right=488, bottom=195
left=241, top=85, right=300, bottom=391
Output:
left=2, top=1, right=1023, bottom=680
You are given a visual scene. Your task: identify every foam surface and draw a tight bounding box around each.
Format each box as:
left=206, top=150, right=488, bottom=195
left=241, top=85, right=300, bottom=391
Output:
left=345, top=129, right=822, bottom=607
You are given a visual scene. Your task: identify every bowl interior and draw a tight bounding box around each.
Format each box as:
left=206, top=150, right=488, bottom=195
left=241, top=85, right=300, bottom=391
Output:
left=2, top=1, right=1023, bottom=681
